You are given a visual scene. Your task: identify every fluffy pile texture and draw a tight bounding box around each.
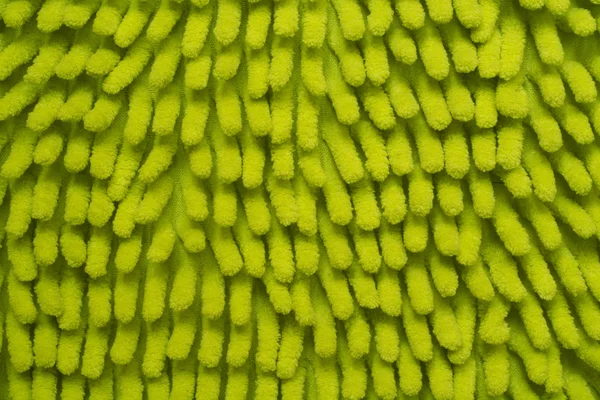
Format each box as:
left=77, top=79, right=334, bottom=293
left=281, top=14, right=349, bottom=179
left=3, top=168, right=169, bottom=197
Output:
left=3, top=0, right=600, bottom=399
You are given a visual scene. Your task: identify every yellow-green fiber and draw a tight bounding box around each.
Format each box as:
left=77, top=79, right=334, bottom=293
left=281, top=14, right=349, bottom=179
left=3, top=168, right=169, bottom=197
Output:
left=2, top=0, right=600, bottom=398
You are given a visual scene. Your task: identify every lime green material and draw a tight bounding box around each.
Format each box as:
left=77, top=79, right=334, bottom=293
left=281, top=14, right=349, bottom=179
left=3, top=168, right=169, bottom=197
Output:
left=1, top=0, right=600, bottom=399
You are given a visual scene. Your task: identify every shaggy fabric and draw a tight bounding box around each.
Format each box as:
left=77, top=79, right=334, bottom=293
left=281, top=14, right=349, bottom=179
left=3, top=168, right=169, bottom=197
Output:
left=1, top=0, right=600, bottom=398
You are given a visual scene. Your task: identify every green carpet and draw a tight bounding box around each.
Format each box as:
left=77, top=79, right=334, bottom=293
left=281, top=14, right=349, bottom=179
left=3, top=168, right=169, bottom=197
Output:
left=1, top=0, right=600, bottom=398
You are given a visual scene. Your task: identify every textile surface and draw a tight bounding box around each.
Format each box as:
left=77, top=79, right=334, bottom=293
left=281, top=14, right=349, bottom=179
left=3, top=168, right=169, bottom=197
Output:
left=1, top=0, right=600, bottom=398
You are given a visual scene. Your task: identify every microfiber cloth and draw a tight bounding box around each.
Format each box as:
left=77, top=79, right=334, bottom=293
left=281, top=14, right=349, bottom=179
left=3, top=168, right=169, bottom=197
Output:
left=1, top=0, right=600, bottom=399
